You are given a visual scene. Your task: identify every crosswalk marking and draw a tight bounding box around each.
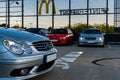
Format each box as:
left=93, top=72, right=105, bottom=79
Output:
left=108, top=44, right=112, bottom=48
left=55, top=51, right=83, bottom=70
left=65, top=52, right=83, bottom=58
left=61, top=57, right=77, bottom=62
left=55, top=59, right=70, bottom=69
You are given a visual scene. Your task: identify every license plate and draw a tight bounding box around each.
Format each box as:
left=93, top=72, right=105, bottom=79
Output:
left=46, top=54, right=57, bottom=62
left=51, top=40, right=58, bottom=42
left=87, top=41, right=94, bottom=43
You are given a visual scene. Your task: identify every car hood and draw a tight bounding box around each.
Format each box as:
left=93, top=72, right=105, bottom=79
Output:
left=0, top=28, right=49, bottom=45
left=81, top=34, right=103, bottom=37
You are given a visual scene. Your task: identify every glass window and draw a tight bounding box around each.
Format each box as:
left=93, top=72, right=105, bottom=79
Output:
left=51, top=29, right=67, bottom=34
left=84, top=29, right=101, bottom=34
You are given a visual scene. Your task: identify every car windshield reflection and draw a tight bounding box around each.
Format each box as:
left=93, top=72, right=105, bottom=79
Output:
left=84, top=30, right=102, bottom=34
left=51, top=29, right=67, bottom=34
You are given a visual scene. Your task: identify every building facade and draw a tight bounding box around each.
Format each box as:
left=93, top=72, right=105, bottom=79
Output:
left=114, top=0, right=120, bottom=27
left=0, top=0, right=118, bottom=29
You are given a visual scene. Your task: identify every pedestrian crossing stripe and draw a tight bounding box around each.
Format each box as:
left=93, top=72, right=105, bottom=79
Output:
left=55, top=51, right=83, bottom=69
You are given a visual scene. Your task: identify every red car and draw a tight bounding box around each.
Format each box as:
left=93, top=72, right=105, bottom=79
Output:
left=47, top=29, right=74, bottom=45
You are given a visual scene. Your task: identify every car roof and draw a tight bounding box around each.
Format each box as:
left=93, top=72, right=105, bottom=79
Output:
left=27, top=28, right=45, bottom=30
left=53, top=29, right=67, bottom=30
left=85, top=28, right=100, bottom=30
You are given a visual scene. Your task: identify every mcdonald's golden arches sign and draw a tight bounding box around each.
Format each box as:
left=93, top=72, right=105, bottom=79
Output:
left=39, top=0, right=56, bottom=14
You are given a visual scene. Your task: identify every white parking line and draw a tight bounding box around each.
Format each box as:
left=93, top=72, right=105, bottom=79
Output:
left=61, top=51, right=83, bottom=62
left=55, top=64, right=70, bottom=70
left=65, top=52, right=83, bottom=58
left=61, top=57, right=77, bottom=63
left=65, top=53, right=80, bottom=58
left=55, top=51, right=83, bottom=69
left=108, top=44, right=112, bottom=48
left=55, top=59, right=70, bottom=70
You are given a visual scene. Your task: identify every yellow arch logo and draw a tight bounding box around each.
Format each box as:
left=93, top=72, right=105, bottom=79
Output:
left=39, top=0, right=57, bottom=14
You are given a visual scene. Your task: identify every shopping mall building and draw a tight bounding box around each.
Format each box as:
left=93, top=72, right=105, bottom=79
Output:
left=0, top=0, right=119, bottom=29
left=115, top=0, right=120, bottom=27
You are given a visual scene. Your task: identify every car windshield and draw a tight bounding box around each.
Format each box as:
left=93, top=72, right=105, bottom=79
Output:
left=26, top=28, right=49, bottom=34
left=51, top=29, right=67, bottom=34
left=26, top=28, right=40, bottom=34
left=40, top=29, right=50, bottom=34
left=84, top=30, right=101, bottom=34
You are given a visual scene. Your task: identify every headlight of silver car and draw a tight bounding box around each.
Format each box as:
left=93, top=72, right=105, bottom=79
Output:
left=3, top=39, right=32, bottom=55
left=21, top=42, right=32, bottom=54
left=98, top=37, right=103, bottom=41
left=79, top=37, right=84, bottom=41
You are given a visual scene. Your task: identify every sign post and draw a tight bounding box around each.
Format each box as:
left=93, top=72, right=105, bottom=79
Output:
left=22, top=0, right=24, bottom=28
left=36, top=0, right=38, bottom=28
left=106, top=0, right=109, bottom=43
left=87, top=0, right=89, bottom=28
left=52, top=0, right=54, bottom=30
left=69, top=0, right=71, bottom=29
left=8, top=0, right=10, bottom=28
left=106, top=0, right=108, bottom=33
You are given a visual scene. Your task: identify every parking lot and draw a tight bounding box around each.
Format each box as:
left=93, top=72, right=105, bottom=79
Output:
left=29, top=44, right=120, bottom=80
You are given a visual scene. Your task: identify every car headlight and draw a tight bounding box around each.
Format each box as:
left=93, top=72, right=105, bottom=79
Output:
left=98, top=37, right=103, bottom=41
left=79, top=37, right=84, bottom=40
left=3, top=39, right=32, bottom=55
left=21, top=42, right=32, bottom=54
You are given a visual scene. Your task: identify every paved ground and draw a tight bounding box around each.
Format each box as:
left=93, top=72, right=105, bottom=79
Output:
left=29, top=44, right=120, bottom=80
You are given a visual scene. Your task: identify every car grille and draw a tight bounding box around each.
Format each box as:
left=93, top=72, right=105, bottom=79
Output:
left=85, top=37, right=96, bottom=40
left=32, top=41, right=53, bottom=51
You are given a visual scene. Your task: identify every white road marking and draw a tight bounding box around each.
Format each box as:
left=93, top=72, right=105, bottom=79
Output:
left=55, top=63, right=70, bottom=70
left=56, top=59, right=63, bottom=62
left=55, top=59, right=70, bottom=70
left=61, top=57, right=77, bottom=62
left=63, top=51, right=83, bottom=62
left=65, top=54, right=80, bottom=58
left=65, top=51, right=83, bottom=58
left=55, top=51, right=83, bottom=69
left=71, top=51, right=83, bottom=55
left=108, top=44, right=112, bottom=48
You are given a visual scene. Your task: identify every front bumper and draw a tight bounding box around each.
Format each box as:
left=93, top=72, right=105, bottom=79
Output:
left=51, top=39, right=67, bottom=45
left=79, top=40, right=104, bottom=46
left=0, top=53, right=56, bottom=79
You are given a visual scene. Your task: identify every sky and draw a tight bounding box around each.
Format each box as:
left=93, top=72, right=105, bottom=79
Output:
left=0, top=0, right=114, bottom=28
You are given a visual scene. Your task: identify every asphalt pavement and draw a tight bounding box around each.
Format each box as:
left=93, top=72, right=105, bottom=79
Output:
left=29, top=44, right=120, bottom=80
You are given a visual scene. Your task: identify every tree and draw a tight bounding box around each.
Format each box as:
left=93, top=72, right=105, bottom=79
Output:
left=11, top=24, right=20, bottom=28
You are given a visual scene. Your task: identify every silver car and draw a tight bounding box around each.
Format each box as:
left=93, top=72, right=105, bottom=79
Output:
left=0, top=27, right=57, bottom=79
left=79, top=28, right=104, bottom=46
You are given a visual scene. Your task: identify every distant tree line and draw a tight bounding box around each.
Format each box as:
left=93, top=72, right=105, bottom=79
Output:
left=62, top=23, right=115, bottom=34
left=0, top=23, right=119, bottom=34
